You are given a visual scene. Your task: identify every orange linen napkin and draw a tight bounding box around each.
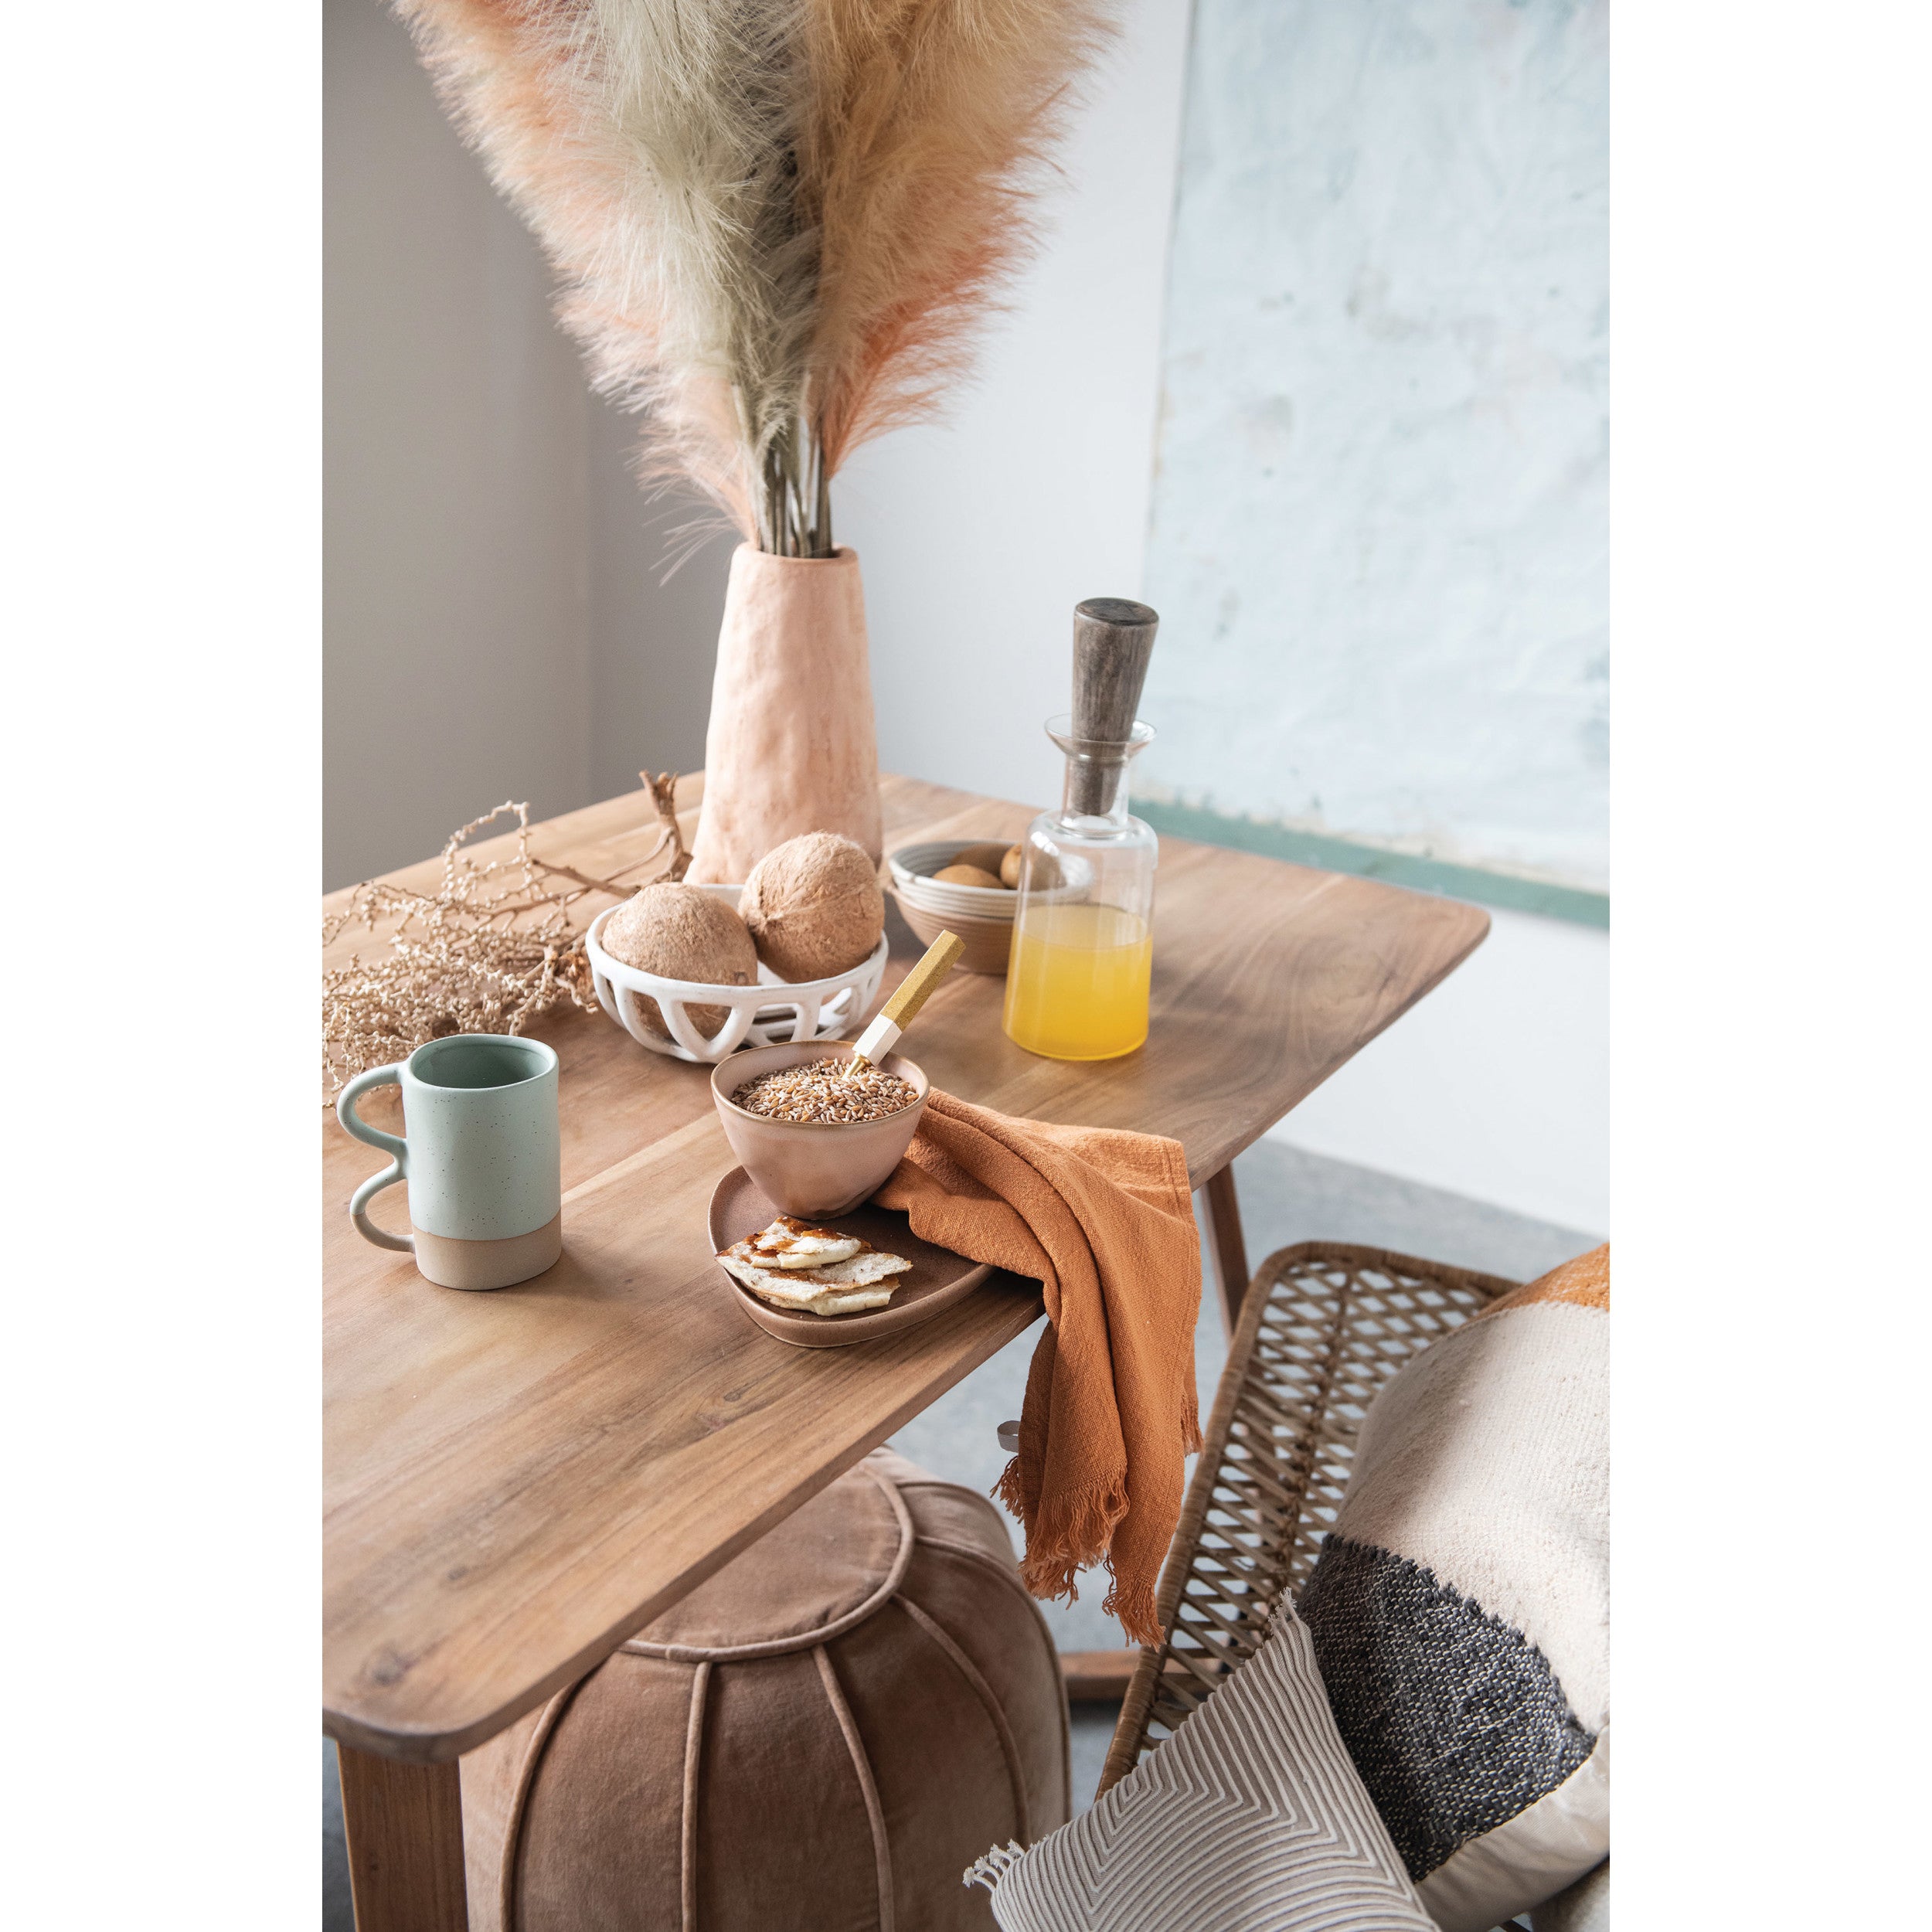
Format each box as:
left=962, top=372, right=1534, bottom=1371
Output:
left=874, top=1091, right=1202, bottom=1646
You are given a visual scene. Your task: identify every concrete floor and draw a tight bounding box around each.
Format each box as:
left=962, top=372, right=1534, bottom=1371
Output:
left=325, top=1138, right=1597, bottom=1927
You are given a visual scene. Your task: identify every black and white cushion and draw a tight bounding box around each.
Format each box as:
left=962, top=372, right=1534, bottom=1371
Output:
left=1299, top=1247, right=1610, bottom=1932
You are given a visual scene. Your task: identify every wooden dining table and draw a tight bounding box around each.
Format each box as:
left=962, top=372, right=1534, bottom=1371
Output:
left=323, top=771, right=1488, bottom=1930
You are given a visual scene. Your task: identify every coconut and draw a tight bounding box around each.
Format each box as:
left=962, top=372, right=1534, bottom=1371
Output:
left=600, top=884, right=757, bottom=1039
left=739, top=832, right=885, bottom=981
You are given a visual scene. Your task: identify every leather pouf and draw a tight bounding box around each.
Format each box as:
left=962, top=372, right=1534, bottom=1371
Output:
left=460, top=1448, right=1070, bottom=1931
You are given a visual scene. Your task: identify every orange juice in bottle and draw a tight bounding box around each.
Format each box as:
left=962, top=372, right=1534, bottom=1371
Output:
left=1003, top=902, right=1153, bottom=1060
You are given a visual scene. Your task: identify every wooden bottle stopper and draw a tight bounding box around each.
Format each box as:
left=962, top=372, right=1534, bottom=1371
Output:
left=1069, top=597, right=1158, bottom=814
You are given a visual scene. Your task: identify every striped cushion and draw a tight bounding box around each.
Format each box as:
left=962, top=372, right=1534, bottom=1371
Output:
left=1301, top=1246, right=1610, bottom=1932
left=967, top=1606, right=1434, bottom=1931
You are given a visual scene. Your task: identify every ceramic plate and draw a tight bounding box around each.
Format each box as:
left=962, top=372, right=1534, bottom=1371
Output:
left=707, top=1167, right=992, bottom=1349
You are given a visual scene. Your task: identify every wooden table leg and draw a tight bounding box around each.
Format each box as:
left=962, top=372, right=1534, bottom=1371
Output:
left=1060, top=1648, right=1189, bottom=1701
left=1199, top=1164, right=1252, bottom=1337
left=337, top=1743, right=470, bottom=1932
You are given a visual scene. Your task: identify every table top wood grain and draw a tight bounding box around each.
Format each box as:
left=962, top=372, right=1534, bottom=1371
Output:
left=323, top=774, right=1487, bottom=1760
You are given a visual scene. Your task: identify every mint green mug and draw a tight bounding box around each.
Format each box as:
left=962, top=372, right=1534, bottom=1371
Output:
left=337, top=1033, right=563, bottom=1291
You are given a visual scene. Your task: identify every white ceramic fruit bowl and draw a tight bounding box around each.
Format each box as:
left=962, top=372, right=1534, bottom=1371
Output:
left=583, top=884, right=889, bottom=1065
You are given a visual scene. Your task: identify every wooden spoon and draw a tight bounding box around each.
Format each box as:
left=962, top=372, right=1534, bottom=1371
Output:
left=851, top=930, right=966, bottom=1066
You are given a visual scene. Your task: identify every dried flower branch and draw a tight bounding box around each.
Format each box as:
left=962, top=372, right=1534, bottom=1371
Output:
left=643, top=770, right=692, bottom=880
left=321, top=777, right=693, bottom=1100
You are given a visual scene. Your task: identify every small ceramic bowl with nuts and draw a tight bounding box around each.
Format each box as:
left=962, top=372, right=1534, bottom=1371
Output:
left=886, top=838, right=1024, bottom=974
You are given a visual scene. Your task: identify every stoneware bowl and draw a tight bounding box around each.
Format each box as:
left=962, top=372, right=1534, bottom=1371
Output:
left=895, top=895, right=1014, bottom=976
left=887, top=839, right=1019, bottom=975
left=710, top=1039, right=929, bottom=1218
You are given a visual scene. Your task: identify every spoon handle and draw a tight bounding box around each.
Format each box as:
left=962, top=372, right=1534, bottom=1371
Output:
left=852, top=930, right=966, bottom=1064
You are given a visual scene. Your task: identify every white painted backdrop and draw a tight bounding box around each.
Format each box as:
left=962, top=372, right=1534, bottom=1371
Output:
left=1142, top=0, right=1610, bottom=893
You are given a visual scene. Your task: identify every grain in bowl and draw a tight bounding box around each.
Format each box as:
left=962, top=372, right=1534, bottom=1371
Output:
left=730, top=1059, right=919, bottom=1125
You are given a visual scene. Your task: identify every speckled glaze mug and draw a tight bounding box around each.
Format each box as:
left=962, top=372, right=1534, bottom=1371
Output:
left=336, top=1034, right=563, bottom=1291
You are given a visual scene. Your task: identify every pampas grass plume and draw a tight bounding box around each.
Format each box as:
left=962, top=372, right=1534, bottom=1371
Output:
left=392, top=0, right=1115, bottom=552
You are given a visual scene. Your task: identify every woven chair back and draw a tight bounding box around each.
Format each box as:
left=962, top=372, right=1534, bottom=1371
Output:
left=1099, top=1241, right=1515, bottom=1796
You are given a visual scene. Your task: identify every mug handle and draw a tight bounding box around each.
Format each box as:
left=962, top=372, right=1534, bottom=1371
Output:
left=338, top=1064, right=413, bottom=1253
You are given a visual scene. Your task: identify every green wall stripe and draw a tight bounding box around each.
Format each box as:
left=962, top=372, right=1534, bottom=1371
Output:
left=1137, top=799, right=1610, bottom=930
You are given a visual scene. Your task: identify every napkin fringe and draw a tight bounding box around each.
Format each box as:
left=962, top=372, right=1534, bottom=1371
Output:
left=998, top=1459, right=1138, bottom=1612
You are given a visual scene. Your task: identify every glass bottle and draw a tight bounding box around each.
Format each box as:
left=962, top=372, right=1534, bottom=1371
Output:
left=1002, top=716, right=1158, bottom=1060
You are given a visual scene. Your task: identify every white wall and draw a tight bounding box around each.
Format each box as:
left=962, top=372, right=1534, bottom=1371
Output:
left=325, top=0, right=590, bottom=888
left=1270, top=907, right=1608, bottom=1234
left=324, top=0, right=732, bottom=889
left=1141, top=0, right=1610, bottom=891
left=583, top=400, right=736, bottom=808
left=838, top=0, right=1196, bottom=818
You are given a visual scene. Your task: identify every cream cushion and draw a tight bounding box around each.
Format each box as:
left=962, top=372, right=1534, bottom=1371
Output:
left=1299, top=1247, right=1610, bottom=1932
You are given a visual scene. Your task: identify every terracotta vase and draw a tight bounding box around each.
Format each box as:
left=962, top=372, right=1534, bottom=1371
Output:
left=687, top=544, right=883, bottom=883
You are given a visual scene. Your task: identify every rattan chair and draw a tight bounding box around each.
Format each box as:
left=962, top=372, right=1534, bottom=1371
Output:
left=1100, top=1240, right=1518, bottom=1794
